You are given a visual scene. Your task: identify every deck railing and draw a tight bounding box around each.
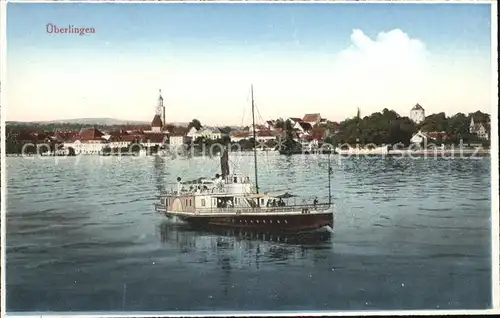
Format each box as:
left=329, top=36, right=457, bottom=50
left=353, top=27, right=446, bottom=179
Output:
left=154, top=203, right=332, bottom=215
left=162, top=187, right=228, bottom=196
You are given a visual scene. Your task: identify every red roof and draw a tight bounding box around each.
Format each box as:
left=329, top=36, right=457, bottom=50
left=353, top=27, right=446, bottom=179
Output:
left=427, top=131, right=448, bottom=140
left=79, top=128, right=105, bottom=141
left=53, top=132, right=76, bottom=142
left=254, top=124, right=268, bottom=131
left=303, top=113, right=321, bottom=123
left=151, top=115, right=163, bottom=128
left=231, top=131, right=250, bottom=138
left=141, top=133, right=167, bottom=143
left=109, top=129, right=129, bottom=136
left=122, top=135, right=140, bottom=142
left=256, top=130, right=275, bottom=137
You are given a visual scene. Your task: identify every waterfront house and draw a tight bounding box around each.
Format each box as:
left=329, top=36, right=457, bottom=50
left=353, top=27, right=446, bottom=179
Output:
left=469, top=117, right=489, bottom=140
left=169, top=134, right=191, bottom=150
left=141, top=133, right=167, bottom=148
left=230, top=131, right=250, bottom=142
left=230, top=129, right=277, bottom=143
left=410, top=130, right=433, bottom=144
left=255, top=130, right=277, bottom=142
left=194, top=126, right=223, bottom=140
left=64, top=127, right=108, bottom=155
left=102, top=130, right=133, bottom=149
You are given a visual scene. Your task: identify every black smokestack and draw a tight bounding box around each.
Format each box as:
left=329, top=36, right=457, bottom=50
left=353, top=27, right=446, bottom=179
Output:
left=221, top=146, right=230, bottom=178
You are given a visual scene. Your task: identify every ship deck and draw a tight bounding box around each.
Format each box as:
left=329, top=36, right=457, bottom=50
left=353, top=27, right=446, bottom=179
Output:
left=154, top=203, right=332, bottom=217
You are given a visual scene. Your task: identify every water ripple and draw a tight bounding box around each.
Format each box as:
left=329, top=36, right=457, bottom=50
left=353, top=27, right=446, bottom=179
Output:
left=5, top=155, right=492, bottom=311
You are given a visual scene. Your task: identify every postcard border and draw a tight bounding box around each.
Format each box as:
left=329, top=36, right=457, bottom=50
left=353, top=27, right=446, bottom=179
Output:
left=0, top=0, right=498, bottom=317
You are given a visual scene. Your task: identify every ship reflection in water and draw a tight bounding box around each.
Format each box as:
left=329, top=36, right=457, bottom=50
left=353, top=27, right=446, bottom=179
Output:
left=158, top=220, right=334, bottom=272
left=160, top=221, right=333, bottom=245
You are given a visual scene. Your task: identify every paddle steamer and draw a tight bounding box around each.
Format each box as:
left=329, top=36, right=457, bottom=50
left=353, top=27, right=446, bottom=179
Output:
left=155, top=86, right=334, bottom=233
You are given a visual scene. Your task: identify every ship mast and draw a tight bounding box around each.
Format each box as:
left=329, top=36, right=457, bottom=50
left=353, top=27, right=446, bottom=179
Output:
left=251, top=85, right=259, bottom=194
left=328, top=153, right=332, bottom=206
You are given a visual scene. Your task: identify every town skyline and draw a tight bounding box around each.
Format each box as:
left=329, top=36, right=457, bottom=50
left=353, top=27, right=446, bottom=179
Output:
left=5, top=105, right=492, bottom=128
left=6, top=3, right=493, bottom=125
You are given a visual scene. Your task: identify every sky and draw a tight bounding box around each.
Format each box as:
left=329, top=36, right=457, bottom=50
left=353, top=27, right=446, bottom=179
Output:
left=6, top=2, right=494, bottom=126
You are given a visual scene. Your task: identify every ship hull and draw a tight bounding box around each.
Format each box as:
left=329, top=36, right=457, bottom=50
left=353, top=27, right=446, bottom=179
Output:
left=171, top=212, right=334, bottom=233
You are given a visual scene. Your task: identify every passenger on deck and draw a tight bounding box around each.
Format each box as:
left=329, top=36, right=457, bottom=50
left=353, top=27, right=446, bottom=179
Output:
left=313, top=197, right=318, bottom=207
left=278, top=199, right=285, bottom=206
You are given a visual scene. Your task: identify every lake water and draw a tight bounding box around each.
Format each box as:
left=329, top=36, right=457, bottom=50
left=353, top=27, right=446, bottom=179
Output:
left=5, top=154, right=492, bottom=312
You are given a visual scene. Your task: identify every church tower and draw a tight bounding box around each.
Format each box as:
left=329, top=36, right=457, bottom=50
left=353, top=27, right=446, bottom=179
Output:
left=158, top=89, right=165, bottom=128
left=469, top=116, right=475, bottom=134
left=151, top=89, right=165, bottom=133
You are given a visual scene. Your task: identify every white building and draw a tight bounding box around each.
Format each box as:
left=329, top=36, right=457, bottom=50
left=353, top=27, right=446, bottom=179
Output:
left=410, top=130, right=433, bottom=144
left=469, top=117, right=489, bottom=140
left=410, top=103, right=425, bottom=124
left=142, top=133, right=168, bottom=148
left=108, top=141, right=129, bottom=149
left=255, top=130, right=276, bottom=142
left=63, top=140, right=108, bottom=155
left=63, top=128, right=109, bottom=155
left=230, top=131, right=250, bottom=142
left=186, top=127, right=200, bottom=139
left=196, top=127, right=224, bottom=140
left=169, top=135, right=190, bottom=149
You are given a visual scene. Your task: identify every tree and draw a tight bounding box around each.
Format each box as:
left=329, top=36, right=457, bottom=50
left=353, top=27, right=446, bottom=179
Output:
left=274, top=118, right=285, bottom=130
left=332, top=109, right=418, bottom=146
left=446, top=113, right=469, bottom=143
left=188, top=119, right=202, bottom=131
left=67, top=147, right=76, bottom=156
left=280, top=119, right=301, bottom=151
left=419, top=112, right=447, bottom=132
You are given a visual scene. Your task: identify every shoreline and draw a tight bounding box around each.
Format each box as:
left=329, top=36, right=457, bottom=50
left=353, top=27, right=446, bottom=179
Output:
left=5, top=148, right=491, bottom=158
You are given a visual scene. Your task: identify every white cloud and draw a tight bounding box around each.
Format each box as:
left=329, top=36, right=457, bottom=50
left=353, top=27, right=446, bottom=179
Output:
left=332, top=29, right=430, bottom=112
left=7, top=28, right=491, bottom=124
